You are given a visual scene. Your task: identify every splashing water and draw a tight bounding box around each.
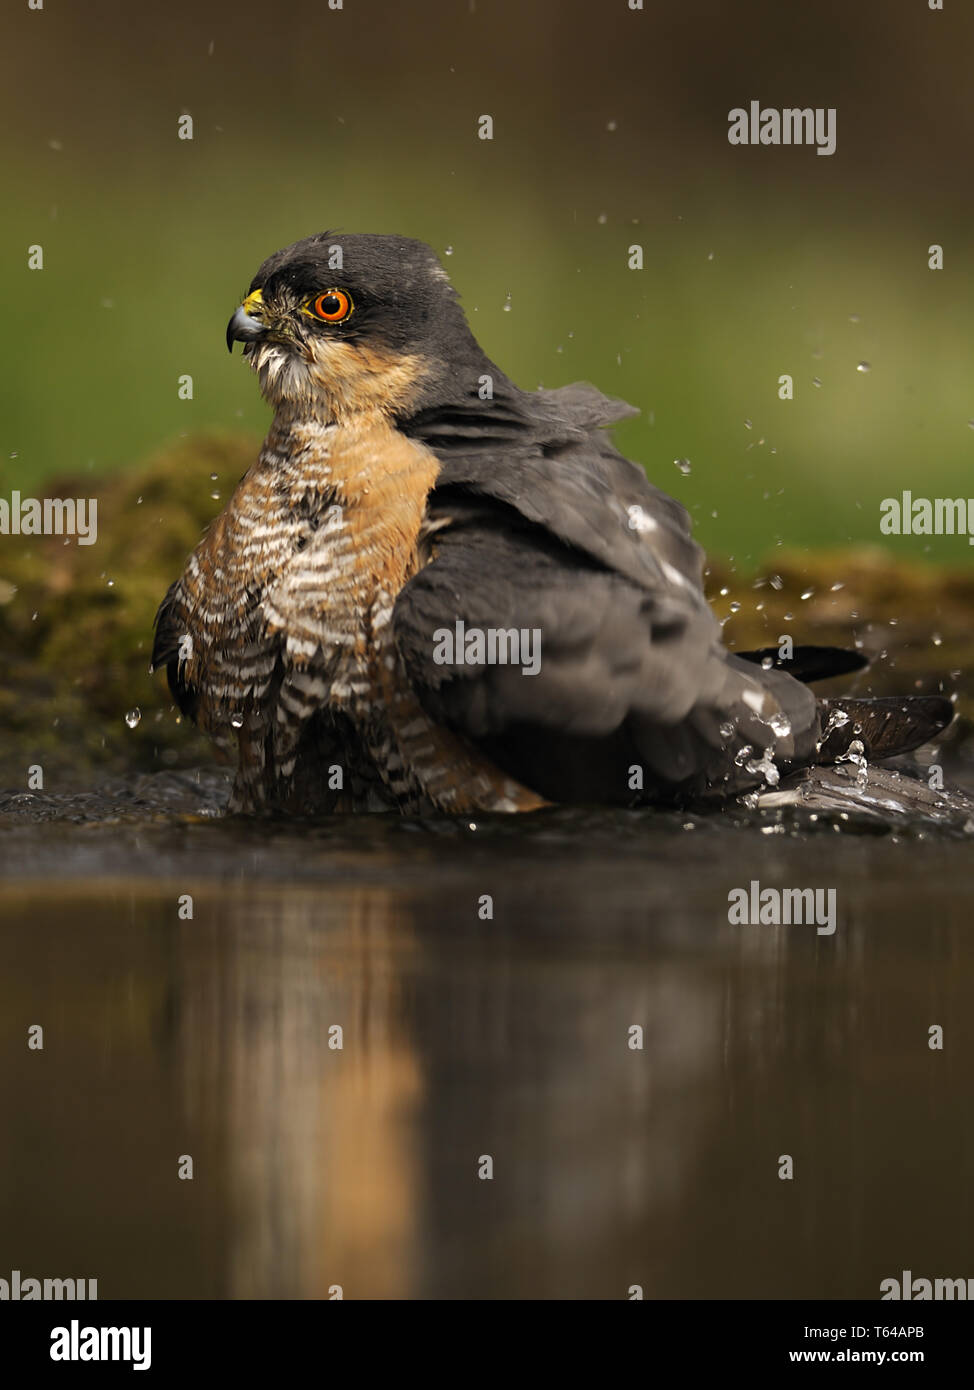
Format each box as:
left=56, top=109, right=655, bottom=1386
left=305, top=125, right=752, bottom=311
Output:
left=836, top=737, right=869, bottom=789
left=816, top=706, right=851, bottom=754
left=746, top=749, right=780, bottom=787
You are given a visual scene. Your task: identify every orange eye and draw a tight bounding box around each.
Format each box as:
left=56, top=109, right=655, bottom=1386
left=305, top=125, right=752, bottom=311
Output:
left=311, top=289, right=353, bottom=322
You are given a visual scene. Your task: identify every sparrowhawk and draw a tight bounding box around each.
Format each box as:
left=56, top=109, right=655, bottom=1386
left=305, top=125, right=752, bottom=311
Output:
left=152, top=233, right=951, bottom=814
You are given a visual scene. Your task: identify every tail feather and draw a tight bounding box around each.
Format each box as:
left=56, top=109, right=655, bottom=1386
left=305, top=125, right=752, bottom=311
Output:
left=817, top=695, right=954, bottom=762
left=737, top=645, right=868, bottom=684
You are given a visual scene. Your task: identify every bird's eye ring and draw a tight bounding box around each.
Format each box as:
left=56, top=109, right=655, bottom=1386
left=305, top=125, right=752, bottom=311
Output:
left=310, top=289, right=353, bottom=323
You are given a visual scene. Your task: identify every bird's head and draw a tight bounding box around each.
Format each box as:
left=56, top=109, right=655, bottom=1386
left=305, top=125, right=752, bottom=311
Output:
left=225, top=232, right=487, bottom=423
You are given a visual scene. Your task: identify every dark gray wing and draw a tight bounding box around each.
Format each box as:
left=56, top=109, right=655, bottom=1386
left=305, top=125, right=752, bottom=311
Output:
left=425, top=382, right=707, bottom=596
left=394, top=380, right=820, bottom=802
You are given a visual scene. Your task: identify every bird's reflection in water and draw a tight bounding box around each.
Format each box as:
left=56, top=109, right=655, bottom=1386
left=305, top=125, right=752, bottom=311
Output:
left=169, top=876, right=760, bottom=1299
left=175, top=886, right=424, bottom=1299
left=1, top=846, right=970, bottom=1299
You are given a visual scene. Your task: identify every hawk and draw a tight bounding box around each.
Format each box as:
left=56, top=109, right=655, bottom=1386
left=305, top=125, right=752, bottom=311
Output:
left=152, top=233, right=951, bottom=814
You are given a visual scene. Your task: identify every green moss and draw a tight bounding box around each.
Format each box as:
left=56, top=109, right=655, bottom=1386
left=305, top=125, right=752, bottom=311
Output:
left=0, top=433, right=254, bottom=787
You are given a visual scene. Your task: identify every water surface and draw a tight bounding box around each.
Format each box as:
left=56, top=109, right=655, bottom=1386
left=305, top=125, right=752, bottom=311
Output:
left=1, top=775, right=971, bottom=1299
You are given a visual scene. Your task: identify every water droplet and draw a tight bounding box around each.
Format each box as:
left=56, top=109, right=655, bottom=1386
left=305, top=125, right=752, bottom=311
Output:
left=210, top=491, right=220, bottom=500
left=801, top=588, right=814, bottom=600
left=838, top=738, right=865, bottom=768
left=210, top=473, right=218, bottom=481
left=812, top=377, right=822, bottom=388
left=734, top=745, right=753, bottom=766
left=849, top=313, right=860, bottom=323
left=744, top=419, right=753, bottom=430
left=932, top=633, right=943, bottom=647
left=124, top=708, right=141, bottom=729
left=728, top=600, right=741, bottom=613
left=719, top=586, right=729, bottom=597
left=230, top=712, right=244, bottom=729
left=761, top=656, right=774, bottom=669
left=769, top=713, right=792, bottom=737
left=719, top=722, right=735, bottom=739
left=502, top=293, right=512, bottom=312
left=444, top=245, right=454, bottom=256
left=606, top=119, right=618, bottom=131
left=856, top=361, right=871, bottom=373
left=746, top=753, right=780, bottom=786
left=674, top=458, right=691, bottom=475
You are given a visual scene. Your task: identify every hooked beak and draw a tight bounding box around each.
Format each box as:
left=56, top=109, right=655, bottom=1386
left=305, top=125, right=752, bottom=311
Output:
left=226, top=288, right=266, bottom=353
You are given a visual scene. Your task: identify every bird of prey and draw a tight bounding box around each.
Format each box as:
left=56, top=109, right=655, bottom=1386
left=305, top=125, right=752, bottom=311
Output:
left=152, top=233, right=952, bottom=814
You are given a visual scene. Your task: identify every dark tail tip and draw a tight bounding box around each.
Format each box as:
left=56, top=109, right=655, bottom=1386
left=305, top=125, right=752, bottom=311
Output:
left=738, top=644, right=869, bottom=684
left=817, top=695, right=955, bottom=762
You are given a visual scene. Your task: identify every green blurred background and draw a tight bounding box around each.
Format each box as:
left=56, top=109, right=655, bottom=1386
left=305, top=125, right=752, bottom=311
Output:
left=3, top=0, right=974, bottom=564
